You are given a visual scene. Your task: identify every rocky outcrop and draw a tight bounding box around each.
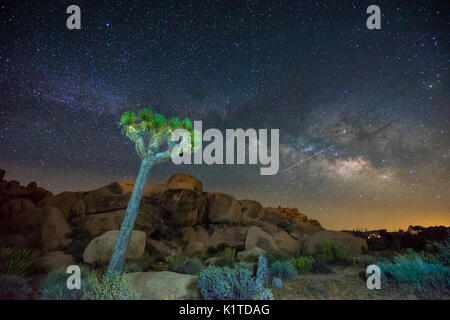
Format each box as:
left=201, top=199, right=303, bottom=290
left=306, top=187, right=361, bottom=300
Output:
left=206, top=192, right=242, bottom=224
left=80, top=209, right=125, bottom=237
left=36, top=251, right=76, bottom=270
left=1, top=170, right=326, bottom=260
left=123, top=271, right=197, bottom=300
left=240, top=200, right=264, bottom=225
left=303, top=230, right=367, bottom=256
left=0, top=171, right=53, bottom=204
left=40, top=206, right=72, bottom=251
left=166, top=173, right=202, bottom=194
left=83, top=230, right=146, bottom=265
left=245, top=226, right=279, bottom=253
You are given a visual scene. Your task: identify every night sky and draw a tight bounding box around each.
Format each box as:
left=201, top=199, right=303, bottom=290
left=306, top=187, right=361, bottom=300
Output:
left=1, top=1, right=448, bottom=230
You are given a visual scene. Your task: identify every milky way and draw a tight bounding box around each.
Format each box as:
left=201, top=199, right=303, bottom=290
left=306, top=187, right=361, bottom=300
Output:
left=1, top=1, right=448, bottom=230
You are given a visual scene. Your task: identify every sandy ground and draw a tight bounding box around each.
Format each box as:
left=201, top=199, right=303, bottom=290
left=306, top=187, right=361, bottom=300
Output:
left=272, top=266, right=420, bottom=300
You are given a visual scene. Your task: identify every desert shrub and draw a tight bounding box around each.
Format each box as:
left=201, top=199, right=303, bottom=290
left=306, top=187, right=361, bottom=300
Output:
left=424, top=236, right=450, bottom=266
left=0, top=274, right=33, bottom=300
left=291, top=256, right=315, bottom=273
left=125, top=252, right=154, bottom=272
left=0, top=247, right=39, bottom=276
left=379, top=249, right=450, bottom=296
left=271, top=277, right=282, bottom=288
left=215, top=256, right=236, bottom=268
left=183, top=258, right=204, bottom=275
left=266, top=252, right=290, bottom=264
left=256, top=254, right=269, bottom=285
left=197, top=266, right=273, bottom=300
left=4, top=234, right=26, bottom=248
left=197, top=254, right=273, bottom=300
left=311, top=262, right=333, bottom=274
left=168, top=254, right=187, bottom=273
left=167, top=254, right=204, bottom=275
left=315, top=241, right=350, bottom=264
left=361, top=245, right=369, bottom=255
left=64, top=230, right=92, bottom=261
left=270, top=260, right=298, bottom=279
left=40, top=269, right=98, bottom=300
left=92, top=274, right=141, bottom=300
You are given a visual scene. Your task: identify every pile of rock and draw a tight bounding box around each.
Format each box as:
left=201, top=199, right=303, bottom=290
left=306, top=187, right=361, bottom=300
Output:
left=0, top=169, right=368, bottom=268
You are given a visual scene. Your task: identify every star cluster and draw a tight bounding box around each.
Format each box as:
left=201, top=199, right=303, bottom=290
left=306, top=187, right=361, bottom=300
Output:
left=1, top=1, right=448, bottom=230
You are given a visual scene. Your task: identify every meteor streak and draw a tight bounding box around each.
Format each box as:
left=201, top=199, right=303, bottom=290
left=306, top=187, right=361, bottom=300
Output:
left=281, top=145, right=335, bottom=173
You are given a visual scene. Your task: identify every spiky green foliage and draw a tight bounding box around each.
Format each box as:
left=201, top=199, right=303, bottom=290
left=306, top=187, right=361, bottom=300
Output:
left=0, top=274, right=33, bottom=300
left=379, top=249, right=450, bottom=296
left=40, top=269, right=98, bottom=300
left=0, top=247, right=38, bottom=276
left=315, top=241, right=350, bottom=264
left=118, top=109, right=196, bottom=160
left=269, top=260, right=298, bottom=279
left=291, top=256, right=315, bottom=273
left=93, top=274, right=141, bottom=300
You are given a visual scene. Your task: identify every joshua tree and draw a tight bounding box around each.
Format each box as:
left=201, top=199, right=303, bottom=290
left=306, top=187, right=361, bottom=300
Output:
left=107, top=108, right=195, bottom=275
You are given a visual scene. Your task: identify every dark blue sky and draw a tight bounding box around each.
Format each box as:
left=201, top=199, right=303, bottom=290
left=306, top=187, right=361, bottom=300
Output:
left=1, top=1, right=448, bottom=229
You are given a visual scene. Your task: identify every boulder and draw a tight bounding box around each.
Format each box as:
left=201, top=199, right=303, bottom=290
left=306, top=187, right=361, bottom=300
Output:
left=208, top=225, right=248, bottom=248
left=237, top=247, right=266, bottom=261
left=272, top=230, right=300, bottom=254
left=36, top=251, right=76, bottom=270
left=207, top=193, right=242, bottom=224
left=146, top=239, right=181, bottom=259
left=245, top=226, right=278, bottom=253
left=83, top=180, right=165, bottom=214
left=193, top=226, right=210, bottom=246
left=184, top=241, right=206, bottom=256
left=179, top=226, right=196, bottom=244
left=162, top=189, right=206, bottom=226
left=303, top=230, right=368, bottom=256
left=166, top=173, right=202, bottom=194
left=83, top=230, right=146, bottom=265
left=239, top=200, right=264, bottom=225
left=40, top=206, right=72, bottom=251
left=123, top=271, right=197, bottom=300
left=289, top=220, right=323, bottom=239
left=260, top=209, right=291, bottom=231
left=81, top=210, right=125, bottom=237
left=38, top=192, right=82, bottom=219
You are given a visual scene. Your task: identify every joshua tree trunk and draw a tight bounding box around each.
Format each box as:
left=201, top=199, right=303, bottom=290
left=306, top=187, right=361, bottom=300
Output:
left=107, top=157, right=153, bottom=275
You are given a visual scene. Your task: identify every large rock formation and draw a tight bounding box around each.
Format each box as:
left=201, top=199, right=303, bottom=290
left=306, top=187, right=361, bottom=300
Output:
left=83, top=230, right=146, bottom=265
left=0, top=170, right=327, bottom=260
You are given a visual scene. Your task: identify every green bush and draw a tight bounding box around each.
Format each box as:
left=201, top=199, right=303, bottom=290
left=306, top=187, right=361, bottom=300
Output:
left=40, top=269, right=141, bottom=300
left=315, top=241, right=350, bottom=264
left=0, top=274, right=33, bottom=300
left=167, top=254, right=204, bottom=275
left=424, top=236, right=450, bottom=266
left=197, top=254, right=273, bottom=300
left=291, top=256, right=315, bottom=273
left=168, top=254, right=187, bottom=273
left=215, top=256, right=236, bottom=268
left=0, top=247, right=39, bottom=276
left=64, top=230, right=92, bottom=262
left=183, top=258, right=204, bottom=275
left=379, top=249, right=450, bottom=296
left=40, top=269, right=98, bottom=300
left=266, top=252, right=290, bottom=265
left=93, top=274, right=141, bottom=300
left=4, top=234, right=26, bottom=248
left=124, top=252, right=155, bottom=272
left=269, top=260, right=298, bottom=279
